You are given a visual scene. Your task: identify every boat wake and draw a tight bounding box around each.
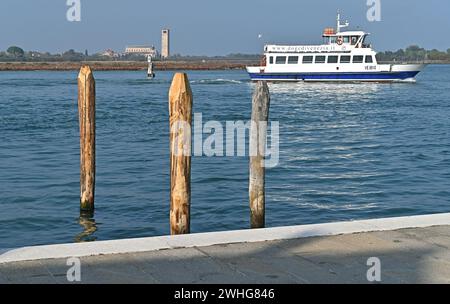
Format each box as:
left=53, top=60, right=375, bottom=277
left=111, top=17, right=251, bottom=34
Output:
left=393, top=78, right=417, bottom=83
left=295, top=202, right=379, bottom=211
left=191, top=78, right=244, bottom=85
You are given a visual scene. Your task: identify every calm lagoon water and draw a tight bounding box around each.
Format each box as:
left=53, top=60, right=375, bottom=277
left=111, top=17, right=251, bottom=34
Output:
left=1, top=66, right=449, bottom=249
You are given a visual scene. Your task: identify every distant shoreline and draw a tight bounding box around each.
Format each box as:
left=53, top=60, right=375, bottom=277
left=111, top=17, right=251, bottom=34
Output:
left=0, top=60, right=259, bottom=71
left=1, top=60, right=448, bottom=72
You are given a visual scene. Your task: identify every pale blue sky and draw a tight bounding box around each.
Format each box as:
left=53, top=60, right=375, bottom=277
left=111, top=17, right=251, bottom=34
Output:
left=0, top=0, right=448, bottom=55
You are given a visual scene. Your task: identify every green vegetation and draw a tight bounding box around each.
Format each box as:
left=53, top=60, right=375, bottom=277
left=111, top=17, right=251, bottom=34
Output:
left=0, top=46, right=122, bottom=62
left=0, top=46, right=260, bottom=63
left=169, top=53, right=260, bottom=61
left=376, top=45, right=450, bottom=62
left=6, top=46, right=25, bottom=58
left=1, top=45, right=449, bottom=63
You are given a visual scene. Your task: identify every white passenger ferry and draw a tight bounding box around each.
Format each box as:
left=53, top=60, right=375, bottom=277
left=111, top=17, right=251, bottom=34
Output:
left=247, top=13, right=426, bottom=82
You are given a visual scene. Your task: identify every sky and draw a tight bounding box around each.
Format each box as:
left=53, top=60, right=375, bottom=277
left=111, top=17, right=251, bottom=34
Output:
left=0, top=0, right=449, bottom=55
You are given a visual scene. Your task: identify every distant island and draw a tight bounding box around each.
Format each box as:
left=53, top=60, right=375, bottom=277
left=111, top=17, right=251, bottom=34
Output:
left=376, top=45, right=450, bottom=63
left=0, top=61, right=254, bottom=71
left=0, top=45, right=449, bottom=71
left=0, top=47, right=258, bottom=71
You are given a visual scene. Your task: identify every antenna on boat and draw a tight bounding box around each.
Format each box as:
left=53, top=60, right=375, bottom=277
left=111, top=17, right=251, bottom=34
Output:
left=336, top=10, right=349, bottom=33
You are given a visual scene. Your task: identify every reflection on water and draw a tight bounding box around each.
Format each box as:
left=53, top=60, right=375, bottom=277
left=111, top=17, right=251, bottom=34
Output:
left=1, top=68, right=450, bottom=249
left=74, top=211, right=97, bottom=243
left=267, top=81, right=383, bottom=97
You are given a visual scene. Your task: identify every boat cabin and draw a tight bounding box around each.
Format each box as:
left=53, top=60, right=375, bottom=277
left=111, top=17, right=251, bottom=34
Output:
left=322, top=29, right=370, bottom=49
left=247, top=12, right=426, bottom=82
left=259, top=13, right=377, bottom=68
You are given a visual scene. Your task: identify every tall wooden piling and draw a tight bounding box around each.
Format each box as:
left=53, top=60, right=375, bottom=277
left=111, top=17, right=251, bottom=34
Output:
left=78, top=65, right=96, bottom=212
left=169, top=73, right=192, bottom=235
left=249, top=81, right=270, bottom=228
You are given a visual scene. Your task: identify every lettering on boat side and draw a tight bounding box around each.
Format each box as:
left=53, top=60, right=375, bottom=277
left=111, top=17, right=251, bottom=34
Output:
left=267, top=45, right=338, bottom=53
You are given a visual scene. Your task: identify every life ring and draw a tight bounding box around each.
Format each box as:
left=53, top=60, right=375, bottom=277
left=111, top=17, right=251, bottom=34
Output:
left=260, top=56, right=267, bottom=67
left=337, top=37, right=343, bottom=45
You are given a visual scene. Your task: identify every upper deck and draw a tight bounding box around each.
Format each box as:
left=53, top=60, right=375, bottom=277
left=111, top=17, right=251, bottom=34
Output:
left=264, top=13, right=372, bottom=54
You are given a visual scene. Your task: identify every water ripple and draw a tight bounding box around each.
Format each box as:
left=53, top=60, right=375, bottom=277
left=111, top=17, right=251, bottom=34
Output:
left=1, top=67, right=450, bottom=249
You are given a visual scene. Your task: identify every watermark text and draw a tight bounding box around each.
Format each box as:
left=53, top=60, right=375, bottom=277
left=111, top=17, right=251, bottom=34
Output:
left=367, top=0, right=382, bottom=22
left=367, top=257, right=381, bottom=282
left=172, top=113, right=280, bottom=168
left=66, top=257, right=81, bottom=282
left=66, top=0, right=81, bottom=22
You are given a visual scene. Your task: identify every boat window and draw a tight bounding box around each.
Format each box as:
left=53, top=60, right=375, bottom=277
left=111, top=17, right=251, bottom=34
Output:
left=327, top=56, right=338, bottom=63
left=302, top=56, right=313, bottom=64
left=343, top=36, right=350, bottom=43
left=330, top=37, right=337, bottom=44
left=269, top=56, right=274, bottom=64
left=315, top=56, right=326, bottom=64
left=365, top=55, right=373, bottom=63
left=276, top=56, right=287, bottom=64
left=340, top=55, right=351, bottom=63
left=288, top=56, right=299, bottom=64
left=351, top=36, right=359, bottom=45
left=353, top=56, right=364, bottom=63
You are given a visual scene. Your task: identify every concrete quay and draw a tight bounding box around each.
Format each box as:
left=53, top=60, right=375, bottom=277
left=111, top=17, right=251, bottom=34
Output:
left=1, top=213, right=449, bottom=284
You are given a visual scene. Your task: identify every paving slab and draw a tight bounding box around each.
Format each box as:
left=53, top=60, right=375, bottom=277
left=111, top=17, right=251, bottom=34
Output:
left=1, top=218, right=449, bottom=284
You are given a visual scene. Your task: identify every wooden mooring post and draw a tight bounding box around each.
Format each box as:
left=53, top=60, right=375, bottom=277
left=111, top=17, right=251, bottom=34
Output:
left=169, top=73, right=193, bottom=235
left=249, top=81, right=270, bottom=228
left=78, top=65, right=96, bottom=212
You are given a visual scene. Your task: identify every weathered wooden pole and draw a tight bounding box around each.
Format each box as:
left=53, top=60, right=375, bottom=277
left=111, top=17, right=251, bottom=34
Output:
left=249, top=81, right=270, bottom=228
left=169, top=73, right=192, bottom=235
left=78, top=65, right=96, bottom=212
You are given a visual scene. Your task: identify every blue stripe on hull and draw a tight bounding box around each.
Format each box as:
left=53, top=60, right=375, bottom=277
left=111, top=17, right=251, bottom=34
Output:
left=248, top=71, right=419, bottom=81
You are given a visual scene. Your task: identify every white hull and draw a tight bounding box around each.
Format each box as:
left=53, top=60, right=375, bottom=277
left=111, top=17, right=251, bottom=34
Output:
left=247, top=13, right=427, bottom=83
left=247, top=64, right=426, bottom=82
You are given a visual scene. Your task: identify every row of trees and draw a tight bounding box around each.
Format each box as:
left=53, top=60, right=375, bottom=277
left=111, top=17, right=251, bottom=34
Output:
left=376, top=45, right=450, bottom=62
left=2, top=45, right=450, bottom=63
left=0, top=46, right=261, bottom=62
left=0, top=46, right=150, bottom=62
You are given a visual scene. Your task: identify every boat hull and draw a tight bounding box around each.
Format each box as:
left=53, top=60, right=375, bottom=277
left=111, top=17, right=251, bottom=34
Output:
left=247, top=64, right=426, bottom=82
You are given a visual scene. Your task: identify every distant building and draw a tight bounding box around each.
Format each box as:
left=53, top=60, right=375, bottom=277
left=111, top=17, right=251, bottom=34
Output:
left=29, top=51, right=42, bottom=58
left=161, top=29, right=170, bottom=59
left=125, top=46, right=158, bottom=57
left=101, top=49, right=119, bottom=58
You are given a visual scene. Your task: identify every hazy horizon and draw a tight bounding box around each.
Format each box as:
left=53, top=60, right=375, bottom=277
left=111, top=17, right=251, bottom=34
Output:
left=0, top=0, right=449, bottom=55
